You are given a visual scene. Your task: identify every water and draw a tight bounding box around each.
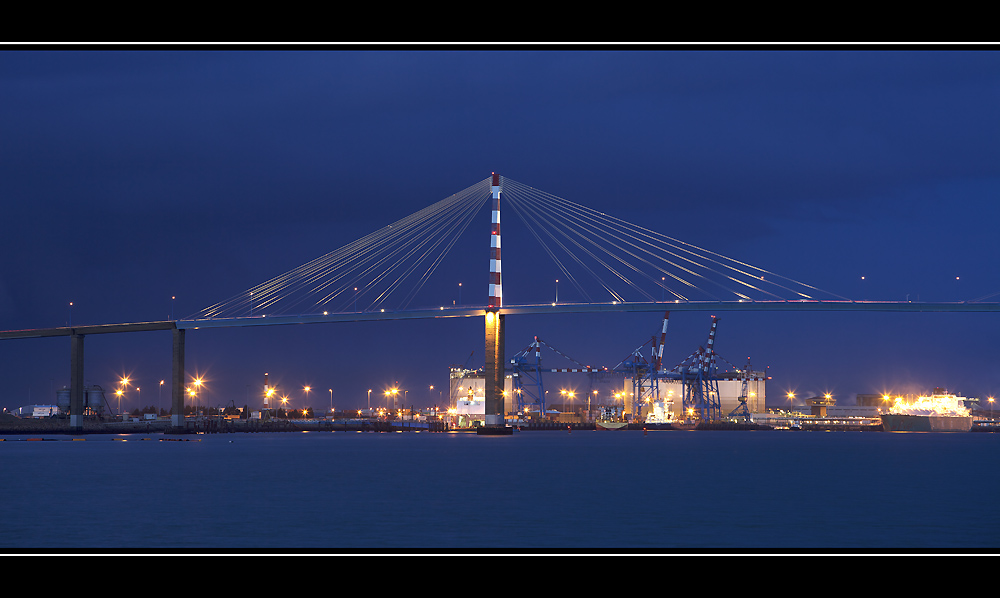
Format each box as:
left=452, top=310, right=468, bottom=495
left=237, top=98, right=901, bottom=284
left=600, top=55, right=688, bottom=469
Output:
left=2, top=430, right=998, bottom=551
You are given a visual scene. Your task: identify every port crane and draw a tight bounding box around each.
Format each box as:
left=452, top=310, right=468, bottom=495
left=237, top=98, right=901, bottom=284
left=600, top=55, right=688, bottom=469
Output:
left=726, top=357, right=754, bottom=423
left=509, top=336, right=607, bottom=416
left=507, top=313, right=746, bottom=424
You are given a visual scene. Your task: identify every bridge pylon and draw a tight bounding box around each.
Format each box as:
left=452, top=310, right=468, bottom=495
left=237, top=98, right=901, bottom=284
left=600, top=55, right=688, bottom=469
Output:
left=481, top=172, right=510, bottom=434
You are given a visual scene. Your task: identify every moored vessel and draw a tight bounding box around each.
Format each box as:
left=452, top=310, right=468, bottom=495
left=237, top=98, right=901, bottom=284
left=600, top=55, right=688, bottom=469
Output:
left=880, top=390, right=972, bottom=432
left=880, top=413, right=972, bottom=432
left=596, top=406, right=627, bottom=430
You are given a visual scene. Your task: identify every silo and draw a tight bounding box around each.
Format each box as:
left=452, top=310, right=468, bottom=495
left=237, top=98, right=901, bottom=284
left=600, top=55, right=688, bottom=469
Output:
left=84, top=385, right=107, bottom=416
left=56, top=386, right=72, bottom=413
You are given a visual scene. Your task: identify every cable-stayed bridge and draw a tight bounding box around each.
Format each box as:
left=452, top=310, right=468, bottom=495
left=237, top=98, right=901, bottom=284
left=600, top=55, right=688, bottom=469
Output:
left=177, top=174, right=998, bottom=327
left=4, top=173, right=999, bottom=432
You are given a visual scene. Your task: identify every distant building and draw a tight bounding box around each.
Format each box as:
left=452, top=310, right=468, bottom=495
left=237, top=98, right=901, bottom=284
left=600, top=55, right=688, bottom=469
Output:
left=856, top=393, right=889, bottom=409
left=623, top=376, right=767, bottom=421
left=827, top=405, right=880, bottom=418
left=806, top=395, right=836, bottom=417
left=448, top=366, right=512, bottom=426
left=17, top=405, right=58, bottom=418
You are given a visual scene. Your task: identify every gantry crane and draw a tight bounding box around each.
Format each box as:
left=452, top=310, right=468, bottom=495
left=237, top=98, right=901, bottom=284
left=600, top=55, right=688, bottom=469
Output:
left=664, top=316, right=722, bottom=422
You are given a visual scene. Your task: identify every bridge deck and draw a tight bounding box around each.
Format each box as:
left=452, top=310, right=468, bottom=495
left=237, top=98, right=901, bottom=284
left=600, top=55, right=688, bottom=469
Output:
left=2, top=301, right=998, bottom=338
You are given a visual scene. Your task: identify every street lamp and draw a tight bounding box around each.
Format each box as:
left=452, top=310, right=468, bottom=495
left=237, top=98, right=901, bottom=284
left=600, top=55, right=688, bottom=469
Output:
left=329, top=389, right=333, bottom=414
left=385, top=387, right=399, bottom=417
left=193, top=377, right=204, bottom=416
left=265, top=386, right=275, bottom=411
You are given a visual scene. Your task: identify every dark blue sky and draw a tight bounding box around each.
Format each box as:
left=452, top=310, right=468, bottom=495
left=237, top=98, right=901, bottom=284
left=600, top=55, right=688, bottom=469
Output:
left=2, top=47, right=1000, bottom=413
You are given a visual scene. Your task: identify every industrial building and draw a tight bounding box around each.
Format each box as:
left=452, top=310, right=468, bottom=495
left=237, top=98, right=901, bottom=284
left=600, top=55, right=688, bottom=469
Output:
left=448, top=366, right=513, bottom=427
left=623, top=374, right=767, bottom=422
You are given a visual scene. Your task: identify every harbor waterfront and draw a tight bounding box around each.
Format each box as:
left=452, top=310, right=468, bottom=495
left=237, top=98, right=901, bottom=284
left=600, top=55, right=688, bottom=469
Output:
left=3, top=414, right=999, bottom=435
left=2, top=429, right=998, bottom=550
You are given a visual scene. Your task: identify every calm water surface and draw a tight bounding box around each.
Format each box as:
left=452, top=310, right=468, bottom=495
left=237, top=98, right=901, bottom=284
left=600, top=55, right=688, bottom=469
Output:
left=2, top=429, right=997, bottom=550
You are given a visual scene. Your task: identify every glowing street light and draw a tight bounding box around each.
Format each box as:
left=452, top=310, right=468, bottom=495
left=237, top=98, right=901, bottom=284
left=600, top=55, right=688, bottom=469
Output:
left=193, top=376, right=204, bottom=415
left=385, top=387, right=399, bottom=415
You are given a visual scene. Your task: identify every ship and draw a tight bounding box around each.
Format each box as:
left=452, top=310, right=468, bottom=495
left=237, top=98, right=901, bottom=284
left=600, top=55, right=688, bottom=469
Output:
left=641, top=400, right=675, bottom=430
left=596, top=406, right=627, bottom=430
left=880, top=390, right=973, bottom=432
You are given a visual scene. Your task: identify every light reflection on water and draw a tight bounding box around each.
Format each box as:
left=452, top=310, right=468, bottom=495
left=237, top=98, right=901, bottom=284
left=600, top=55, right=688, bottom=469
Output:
left=1, top=430, right=997, bottom=550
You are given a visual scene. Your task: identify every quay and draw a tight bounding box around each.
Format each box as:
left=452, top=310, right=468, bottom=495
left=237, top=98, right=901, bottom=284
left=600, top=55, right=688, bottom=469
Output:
left=4, top=412, right=999, bottom=435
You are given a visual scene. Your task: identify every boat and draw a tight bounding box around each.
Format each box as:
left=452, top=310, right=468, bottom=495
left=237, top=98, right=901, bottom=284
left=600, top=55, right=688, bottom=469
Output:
left=880, top=390, right=973, bottom=432
left=596, top=420, right=628, bottom=430
left=642, top=399, right=675, bottom=429
left=596, top=406, right=627, bottom=430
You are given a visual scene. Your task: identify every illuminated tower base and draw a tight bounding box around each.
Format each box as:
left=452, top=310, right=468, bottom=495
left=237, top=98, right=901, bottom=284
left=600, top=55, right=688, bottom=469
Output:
left=480, top=309, right=510, bottom=434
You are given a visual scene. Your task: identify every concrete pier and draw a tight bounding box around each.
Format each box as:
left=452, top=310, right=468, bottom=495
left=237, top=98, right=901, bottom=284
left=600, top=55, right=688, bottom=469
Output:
left=70, top=333, right=84, bottom=432
left=169, top=328, right=186, bottom=431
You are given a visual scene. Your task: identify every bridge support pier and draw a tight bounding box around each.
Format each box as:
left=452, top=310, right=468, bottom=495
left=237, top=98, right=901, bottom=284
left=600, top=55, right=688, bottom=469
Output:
left=482, top=309, right=507, bottom=431
left=69, top=332, right=84, bottom=433
left=169, top=328, right=186, bottom=431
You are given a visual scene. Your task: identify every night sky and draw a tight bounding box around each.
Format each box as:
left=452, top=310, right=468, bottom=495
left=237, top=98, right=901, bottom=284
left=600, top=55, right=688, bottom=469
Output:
left=3, top=47, right=1000, bottom=414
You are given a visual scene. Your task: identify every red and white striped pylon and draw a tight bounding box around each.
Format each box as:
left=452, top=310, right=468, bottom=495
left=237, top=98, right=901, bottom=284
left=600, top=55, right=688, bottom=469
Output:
left=488, top=172, right=502, bottom=309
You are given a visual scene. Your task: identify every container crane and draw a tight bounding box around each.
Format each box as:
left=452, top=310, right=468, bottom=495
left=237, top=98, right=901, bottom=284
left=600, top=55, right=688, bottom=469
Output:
left=508, top=336, right=607, bottom=418
left=727, top=357, right=753, bottom=423
left=665, top=316, right=722, bottom=422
